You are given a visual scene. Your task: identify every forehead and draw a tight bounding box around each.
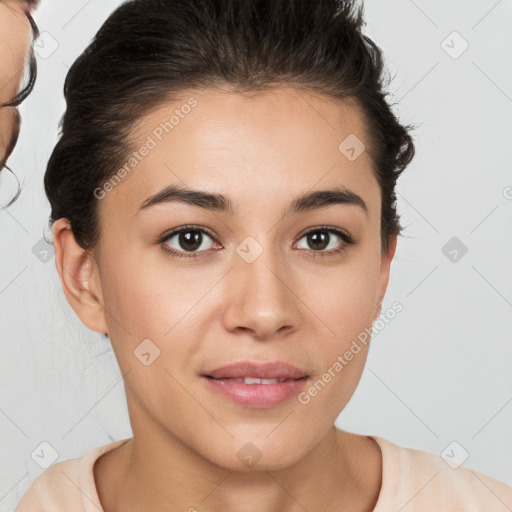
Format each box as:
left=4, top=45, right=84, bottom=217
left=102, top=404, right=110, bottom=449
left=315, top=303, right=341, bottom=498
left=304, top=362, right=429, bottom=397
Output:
left=134, top=85, right=369, bottom=144
left=103, top=86, right=380, bottom=219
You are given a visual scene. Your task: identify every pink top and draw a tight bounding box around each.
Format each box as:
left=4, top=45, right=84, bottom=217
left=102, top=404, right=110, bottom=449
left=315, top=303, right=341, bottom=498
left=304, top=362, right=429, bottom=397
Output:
left=15, top=436, right=512, bottom=511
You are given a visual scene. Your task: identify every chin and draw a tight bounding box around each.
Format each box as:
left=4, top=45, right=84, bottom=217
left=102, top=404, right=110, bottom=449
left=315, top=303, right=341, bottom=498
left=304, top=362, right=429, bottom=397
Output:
left=213, top=450, right=303, bottom=473
left=200, top=431, right=314, bottom=473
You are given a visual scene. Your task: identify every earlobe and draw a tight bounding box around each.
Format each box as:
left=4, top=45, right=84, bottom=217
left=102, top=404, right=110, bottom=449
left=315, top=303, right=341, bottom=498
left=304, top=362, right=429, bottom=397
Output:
left=53, top=218, right=109, bottom=334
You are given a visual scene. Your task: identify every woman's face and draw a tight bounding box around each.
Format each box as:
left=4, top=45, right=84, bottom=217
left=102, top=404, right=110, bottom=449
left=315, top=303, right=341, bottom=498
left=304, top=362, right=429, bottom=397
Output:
left=0, top=0, right=33, bottom=166
left=60, top=86, right=396, bottom=470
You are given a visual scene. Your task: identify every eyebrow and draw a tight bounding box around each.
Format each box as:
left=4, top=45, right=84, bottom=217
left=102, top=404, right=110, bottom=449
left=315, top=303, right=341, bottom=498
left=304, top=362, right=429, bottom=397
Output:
left=138, top=183, right=368, bottom=218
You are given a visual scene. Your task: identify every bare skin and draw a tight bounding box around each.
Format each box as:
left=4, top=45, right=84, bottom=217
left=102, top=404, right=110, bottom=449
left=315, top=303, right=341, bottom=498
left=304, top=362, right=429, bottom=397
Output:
left=94, top=428, right=382, bottom=512
left=0, top=0, right=34, bottom=165
left=53, top=86, right=396, bottom=511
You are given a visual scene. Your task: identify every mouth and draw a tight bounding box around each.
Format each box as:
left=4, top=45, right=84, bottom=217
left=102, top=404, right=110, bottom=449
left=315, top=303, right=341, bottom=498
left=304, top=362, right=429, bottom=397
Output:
left=201, top=361, right=310, bottom=408
left=204, top=376, right=304, bottom=384
left=203, top=360, right=309, bottom=380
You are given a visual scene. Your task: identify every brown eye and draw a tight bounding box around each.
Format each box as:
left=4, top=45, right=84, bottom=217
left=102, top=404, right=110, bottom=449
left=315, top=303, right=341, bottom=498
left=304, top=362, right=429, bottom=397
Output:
left=305, top=231, right=331, bottom=251
left=162, top=226, right=216, bottom=256
left=295, top=227, right=355, bottom=256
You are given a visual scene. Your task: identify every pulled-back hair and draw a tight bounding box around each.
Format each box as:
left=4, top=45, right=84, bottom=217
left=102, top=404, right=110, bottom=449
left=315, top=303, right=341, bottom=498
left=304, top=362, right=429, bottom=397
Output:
left=45, top=0, right=415, bottom=254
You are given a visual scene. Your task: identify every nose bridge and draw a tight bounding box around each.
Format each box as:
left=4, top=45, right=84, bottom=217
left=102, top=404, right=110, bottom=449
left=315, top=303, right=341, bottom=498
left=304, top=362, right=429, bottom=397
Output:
left=222, top=236, right=300, bottom=337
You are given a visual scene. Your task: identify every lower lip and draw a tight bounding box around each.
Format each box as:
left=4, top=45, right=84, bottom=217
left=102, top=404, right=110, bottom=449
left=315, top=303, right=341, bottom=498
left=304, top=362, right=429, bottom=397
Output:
left=202, top=376, right=309, bottom=408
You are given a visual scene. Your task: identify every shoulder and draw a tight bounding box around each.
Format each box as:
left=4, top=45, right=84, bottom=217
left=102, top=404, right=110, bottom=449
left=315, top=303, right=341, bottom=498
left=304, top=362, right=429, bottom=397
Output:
left=15, top=457, right=85, bottom=512
left=15, top=439, right=130, bottom=512
left=371, top=436, right=512, bottom=512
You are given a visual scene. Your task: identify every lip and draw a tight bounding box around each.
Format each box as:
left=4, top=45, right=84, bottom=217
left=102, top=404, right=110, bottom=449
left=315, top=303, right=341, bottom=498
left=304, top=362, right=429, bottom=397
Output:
left=202, top=361, right=309, bottom=409
left=204, top=361, right=308, bottom=380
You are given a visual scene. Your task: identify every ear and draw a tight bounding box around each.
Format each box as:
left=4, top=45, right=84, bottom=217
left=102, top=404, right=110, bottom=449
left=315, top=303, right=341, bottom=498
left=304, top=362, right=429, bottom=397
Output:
left=53, top=218, right=109, bottom=334
left=373, top=233, right=398, bottom=322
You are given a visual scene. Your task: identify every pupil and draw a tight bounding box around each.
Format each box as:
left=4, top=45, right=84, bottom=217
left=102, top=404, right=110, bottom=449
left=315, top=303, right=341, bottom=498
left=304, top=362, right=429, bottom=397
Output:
left=308, top=231, right=329, bottom=250
left=179, top=230, right=202, bottom=251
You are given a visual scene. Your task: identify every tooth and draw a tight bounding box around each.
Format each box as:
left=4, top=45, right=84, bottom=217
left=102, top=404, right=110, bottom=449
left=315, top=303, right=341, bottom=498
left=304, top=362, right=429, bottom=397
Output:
left=244, top=377, right=262, bottom=384
left=241, top=377, right=281, bottom=384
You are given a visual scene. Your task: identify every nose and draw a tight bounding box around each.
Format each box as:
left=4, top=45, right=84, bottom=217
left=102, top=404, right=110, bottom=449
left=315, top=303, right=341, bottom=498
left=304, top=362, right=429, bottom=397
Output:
left=222, top=248, right=302, bottom=340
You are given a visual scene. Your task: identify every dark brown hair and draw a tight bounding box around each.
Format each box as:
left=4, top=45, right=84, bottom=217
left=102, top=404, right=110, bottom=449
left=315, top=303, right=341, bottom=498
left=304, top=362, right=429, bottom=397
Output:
left=45, top=0, right=415, bottom=254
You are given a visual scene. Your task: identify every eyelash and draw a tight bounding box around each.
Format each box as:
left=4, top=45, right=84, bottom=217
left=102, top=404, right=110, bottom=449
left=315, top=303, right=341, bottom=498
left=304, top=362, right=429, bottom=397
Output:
left=158, top=224, right=356, bottom=259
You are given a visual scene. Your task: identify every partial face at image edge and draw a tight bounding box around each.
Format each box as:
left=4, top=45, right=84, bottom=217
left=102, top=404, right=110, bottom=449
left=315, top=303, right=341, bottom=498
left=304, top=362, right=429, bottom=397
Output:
left=0, top=0, right=38, bottom=172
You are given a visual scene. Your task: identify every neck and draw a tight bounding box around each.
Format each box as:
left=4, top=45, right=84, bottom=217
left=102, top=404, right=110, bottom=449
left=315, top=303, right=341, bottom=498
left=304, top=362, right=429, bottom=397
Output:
left=95, top=412, right=382, bottom=512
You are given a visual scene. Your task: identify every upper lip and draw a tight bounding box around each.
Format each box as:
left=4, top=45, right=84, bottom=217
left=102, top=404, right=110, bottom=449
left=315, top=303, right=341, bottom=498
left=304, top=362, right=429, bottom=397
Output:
left=204, top=361, right=308, bottom=380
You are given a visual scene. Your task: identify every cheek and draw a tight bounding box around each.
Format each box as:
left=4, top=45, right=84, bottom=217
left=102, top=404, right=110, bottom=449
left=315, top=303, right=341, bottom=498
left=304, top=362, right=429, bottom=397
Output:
left=298, top=253, right=381, bottom=400
left=98, top=249, right=215, bottom=374
left=98, top=247, right=188, bottom=337
left=98, top=257, right=206, bottom=416
left=305, top=254, right=381, bottom=343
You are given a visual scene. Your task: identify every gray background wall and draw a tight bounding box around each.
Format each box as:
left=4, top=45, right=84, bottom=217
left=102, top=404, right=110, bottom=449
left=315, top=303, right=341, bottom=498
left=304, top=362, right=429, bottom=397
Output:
left=1, top=0, right=511, bottom=509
